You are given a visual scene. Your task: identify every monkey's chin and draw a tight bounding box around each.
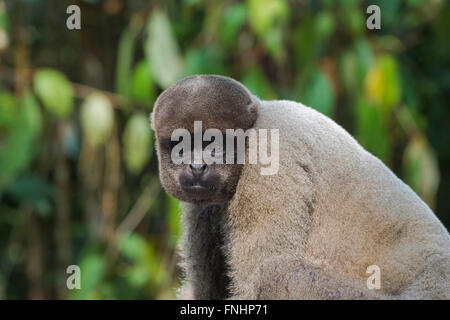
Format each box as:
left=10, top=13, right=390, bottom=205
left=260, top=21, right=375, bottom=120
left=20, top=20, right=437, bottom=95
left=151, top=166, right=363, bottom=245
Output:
left=179, top=185, right=218, bottom=205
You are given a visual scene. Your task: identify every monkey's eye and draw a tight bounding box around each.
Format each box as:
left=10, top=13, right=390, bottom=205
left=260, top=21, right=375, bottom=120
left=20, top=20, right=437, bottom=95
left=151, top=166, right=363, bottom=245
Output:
left=208, top=147, right=221, bottom=157
left=203, top=140, right=225, bottom=158
left=168, top=140, right=179, bottom=150
left=164, top=139, right=188, bottom=163
left=161, top=139, right=177, bottom=152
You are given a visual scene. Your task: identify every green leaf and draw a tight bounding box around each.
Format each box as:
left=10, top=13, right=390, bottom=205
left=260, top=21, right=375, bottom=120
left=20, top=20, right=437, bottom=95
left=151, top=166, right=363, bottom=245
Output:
left=0, top=90, right=16, bottom=130
left=371, top=0, right=400, bottom=27
left=126, top=263, right=150, bottom=288
left=119, top=233, right=148, bottom=261
left=340, top=49, right=358, bottom=94
left=355, top=98, right=391, bottom=163
left=354, top=39, right=374, bottom=86
left=344, top=7, right=364, bottom=36
left=293, top=19, right=323, bottom=67
left=0, top=131, right=32, bottom=189
left=337, top=0, right=359, bottom=9
left=119, top=233, right=165, bottom=289
left=0, top=9, right=9, bottom=32
left=131, top=59, right=155, bottom=106
left=145, top=10, right=183, bottom=89
left=7, top=175, right=54, bottom=217
left=220, top=3, right=247, bottom=46
left=80, top=93, right=114, bottom=147
left=33, top=69, right=74, bottom=118
left=145, top=244, right=169, bottom=288
left=340, top=39, right=374, bottom=94
left=0, top=92, right=42, bottom=190
left=406, top=0, right=423, bottom=7
left=316, top=12, right=335, bottom=40
left=183, top=47, right=226, bottom=76
left=116, top=16, right=143, bottom=107
left=21, top=92, right=42, bottom=137
left=0, top=1, right=8, bottom=31
left=123, top=113, right=153, bottom=174
left=365, top=55, right=401, bottom=112
left=116, top=30, right=136, bottom=104
left=247, top=0, right=288, bottom=35
left=72, top=252, right=106, bottom=300
left=403, top=136, right=440, bottom=209
left=301, top=70, right=335, bottom=118
left=246, top=0, right=289, bottom=60
left=241, top=67, right=276, bottom=100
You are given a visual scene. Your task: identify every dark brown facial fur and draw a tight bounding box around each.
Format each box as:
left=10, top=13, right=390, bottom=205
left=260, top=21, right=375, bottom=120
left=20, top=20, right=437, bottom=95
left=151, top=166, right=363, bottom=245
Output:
left=152, top=75, right=258, bottom=205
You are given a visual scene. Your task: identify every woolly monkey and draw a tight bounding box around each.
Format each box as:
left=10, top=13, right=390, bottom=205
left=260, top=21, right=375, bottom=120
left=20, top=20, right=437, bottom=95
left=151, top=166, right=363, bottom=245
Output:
left=151, top=75, right=450, bottom=300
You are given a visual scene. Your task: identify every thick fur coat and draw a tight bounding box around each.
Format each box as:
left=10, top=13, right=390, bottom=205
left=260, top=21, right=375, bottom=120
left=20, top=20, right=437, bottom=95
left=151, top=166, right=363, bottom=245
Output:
left=153, top=76, right=450, bottom=300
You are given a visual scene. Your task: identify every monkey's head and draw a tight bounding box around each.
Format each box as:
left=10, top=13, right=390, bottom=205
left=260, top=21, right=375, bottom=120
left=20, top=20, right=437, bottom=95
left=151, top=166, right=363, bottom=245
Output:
left=151, top=75, right=258, bottom=205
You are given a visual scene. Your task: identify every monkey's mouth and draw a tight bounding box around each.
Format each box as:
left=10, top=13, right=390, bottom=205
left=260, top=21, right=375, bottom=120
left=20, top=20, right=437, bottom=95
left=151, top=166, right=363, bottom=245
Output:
left=180, top=182, right=217, bottom=202
left=181, top=182, right=216, bottom=192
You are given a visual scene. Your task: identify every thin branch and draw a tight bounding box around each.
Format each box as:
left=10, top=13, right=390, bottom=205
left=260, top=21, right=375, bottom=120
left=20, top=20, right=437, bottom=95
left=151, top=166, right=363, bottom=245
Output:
left=117, top=178, right=161, bottom=235
left=72, top=82, right=122, bottom=108
left=0, top=65, right=153, bottom=109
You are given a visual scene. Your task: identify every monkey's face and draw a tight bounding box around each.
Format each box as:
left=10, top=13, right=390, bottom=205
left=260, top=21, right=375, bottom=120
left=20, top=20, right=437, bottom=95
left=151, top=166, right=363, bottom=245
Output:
left=151, top=75, right=258, bottom=206
left=157, top=139, right=244, bottom=205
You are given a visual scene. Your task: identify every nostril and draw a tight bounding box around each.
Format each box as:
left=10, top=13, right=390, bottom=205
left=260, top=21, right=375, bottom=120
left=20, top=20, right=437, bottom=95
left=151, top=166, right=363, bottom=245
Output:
left=190, top=163, right=207, bottom=176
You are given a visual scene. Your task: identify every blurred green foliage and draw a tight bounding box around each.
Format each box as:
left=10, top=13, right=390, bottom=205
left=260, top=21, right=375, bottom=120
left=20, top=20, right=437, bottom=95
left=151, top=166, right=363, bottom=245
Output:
left=0, top=0, right=449, bottom=299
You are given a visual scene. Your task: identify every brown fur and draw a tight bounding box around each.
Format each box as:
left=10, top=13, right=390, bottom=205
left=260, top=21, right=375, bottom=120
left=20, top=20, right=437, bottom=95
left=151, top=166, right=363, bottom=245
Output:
left=152, top=75, right=450, bottom=300
left=152, top=75, right=258, bottom=205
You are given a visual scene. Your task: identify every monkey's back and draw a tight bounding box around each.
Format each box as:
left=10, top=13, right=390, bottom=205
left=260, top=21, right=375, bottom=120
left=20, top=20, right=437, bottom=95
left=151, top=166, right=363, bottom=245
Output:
left=229, top=99, right=450, bottom=299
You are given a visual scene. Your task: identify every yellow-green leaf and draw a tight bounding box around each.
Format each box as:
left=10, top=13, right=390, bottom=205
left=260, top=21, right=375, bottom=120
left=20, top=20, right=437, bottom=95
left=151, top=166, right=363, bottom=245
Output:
left=123, top=113, right=153, bottom=174
left=145, top=10, right=183, bottom=89
left=355, top=98, right=391, bottom=163
left=80, top=93, right=114, bottom=147
left=33, top=69, right=74, bottom=118
left=365, top=55, right=401, bottom=112
left=403, top=136, right=440, bottom=209
left=131, top=59, right=155, bottom=106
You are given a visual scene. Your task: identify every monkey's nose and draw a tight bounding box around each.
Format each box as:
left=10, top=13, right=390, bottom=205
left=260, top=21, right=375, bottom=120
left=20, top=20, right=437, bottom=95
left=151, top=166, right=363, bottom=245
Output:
left=189, top=162, right=207, bottom=177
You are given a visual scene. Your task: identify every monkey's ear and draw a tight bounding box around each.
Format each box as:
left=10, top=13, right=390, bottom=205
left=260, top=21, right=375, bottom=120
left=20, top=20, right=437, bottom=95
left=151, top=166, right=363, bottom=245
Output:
left=246, top=98, right=259, bottom=123
left=150, top=111, right=156, bottom=131
left=248, top=101, right=258, bottom=115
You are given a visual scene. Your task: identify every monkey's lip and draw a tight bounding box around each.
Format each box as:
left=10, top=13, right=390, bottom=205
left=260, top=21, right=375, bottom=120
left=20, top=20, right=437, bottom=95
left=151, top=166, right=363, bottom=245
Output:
left=180, top=183, right=216, bottom=197
left=181, top=184, right=216, bottom=192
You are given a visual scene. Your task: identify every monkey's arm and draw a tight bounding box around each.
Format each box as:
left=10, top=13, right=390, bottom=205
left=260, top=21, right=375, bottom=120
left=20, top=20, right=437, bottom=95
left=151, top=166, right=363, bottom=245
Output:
left=178, top=204, right=230, bottom=300
left=248, top=256, right=384, bottom=300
